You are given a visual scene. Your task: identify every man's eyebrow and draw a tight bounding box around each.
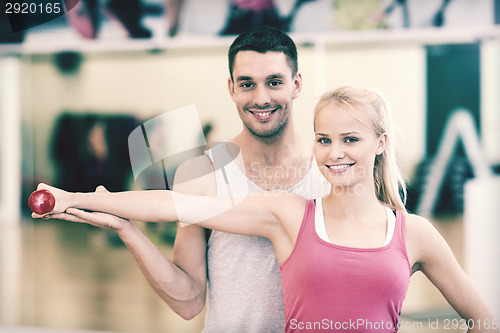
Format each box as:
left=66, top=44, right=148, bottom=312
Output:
left=236, top=75, right=253, bottom=82
left=236, top=74, right=285, bottom=81
left=267, top=74, right=285, bottom=80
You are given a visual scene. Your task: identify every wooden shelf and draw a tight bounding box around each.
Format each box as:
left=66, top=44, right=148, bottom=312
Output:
left=2, top=24, right=500, bottom=57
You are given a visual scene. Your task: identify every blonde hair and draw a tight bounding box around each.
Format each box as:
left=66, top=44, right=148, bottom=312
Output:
left=314, top=86, right=407, bottom=211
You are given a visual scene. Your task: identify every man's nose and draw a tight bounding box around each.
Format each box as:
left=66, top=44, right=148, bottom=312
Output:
left=252, top=85, right=271, bottom=106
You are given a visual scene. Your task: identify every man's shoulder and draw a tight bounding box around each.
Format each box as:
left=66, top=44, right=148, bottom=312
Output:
left=175, top=153, right=214, bottom=180
left=294, top=135, right=315, bottom=165
left=299, top=136, right=315, bottom=154
left=173, top=154, right=216, bottom=196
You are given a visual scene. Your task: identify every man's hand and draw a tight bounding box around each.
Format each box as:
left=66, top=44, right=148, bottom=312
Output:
left=33, top=185, right=132, bottom=233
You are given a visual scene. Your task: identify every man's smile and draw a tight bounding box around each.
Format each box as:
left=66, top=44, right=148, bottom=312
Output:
left=248, top=108, right=277, bottom=121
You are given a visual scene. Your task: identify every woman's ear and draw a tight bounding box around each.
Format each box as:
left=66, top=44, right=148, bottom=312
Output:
left=376, top=133, right=387, bottom=155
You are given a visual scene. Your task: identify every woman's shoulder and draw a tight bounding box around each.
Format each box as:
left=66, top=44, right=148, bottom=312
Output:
left=266, top=192, right=309, bottom=209
left=404, top=212, right=437, bottom=238
left=263, top=192, right=309, bottom=222
left=404, top=212, right=431, bottom=226
left=404, top=212, right=448, bottom=263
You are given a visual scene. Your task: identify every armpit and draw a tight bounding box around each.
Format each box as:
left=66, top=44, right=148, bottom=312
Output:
left=411, top=262, right=422, bottom=275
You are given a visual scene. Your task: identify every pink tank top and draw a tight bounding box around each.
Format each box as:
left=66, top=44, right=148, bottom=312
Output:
left=280, top=200, right=411, bottom=333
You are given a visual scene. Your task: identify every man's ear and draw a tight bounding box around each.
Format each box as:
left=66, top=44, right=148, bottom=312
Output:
left=228, top=76, right=235, bottom=98
left=376, top=133, right=387, bottom=155
left=293, top=72, right=302, bottom=99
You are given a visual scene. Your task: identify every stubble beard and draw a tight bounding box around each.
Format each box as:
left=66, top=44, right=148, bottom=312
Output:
left=243, top=109, right=290, bottom=145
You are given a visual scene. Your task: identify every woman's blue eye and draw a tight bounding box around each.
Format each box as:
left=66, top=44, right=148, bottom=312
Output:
left=344, top=137, right=358, bottom=143
left=318, top=137, right=331, bottom=144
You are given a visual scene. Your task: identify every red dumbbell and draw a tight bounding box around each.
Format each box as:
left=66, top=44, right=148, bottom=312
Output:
left=29, top=189, right=56, bottom=215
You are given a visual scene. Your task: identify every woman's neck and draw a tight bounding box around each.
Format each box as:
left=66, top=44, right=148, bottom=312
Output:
left=323, top=181, right=384, bottom=220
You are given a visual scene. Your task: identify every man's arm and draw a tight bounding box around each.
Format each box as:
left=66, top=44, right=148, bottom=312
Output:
left=50, top=155, right=217, bottom=319
left=167, top=154, right=216, bottom=319
left=116, top=153, right=215, bottom=319
left=120, top=152, right=215, bottom=319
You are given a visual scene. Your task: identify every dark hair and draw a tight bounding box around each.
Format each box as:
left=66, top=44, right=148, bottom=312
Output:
left=228, top=26, right=298, bottom=81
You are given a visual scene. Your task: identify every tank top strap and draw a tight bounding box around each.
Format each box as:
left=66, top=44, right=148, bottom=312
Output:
left=393, top=211, right=410, bottom=263
left=298, top=199, right=317, bottom=242
left=280, top=199, right=316, bottom=270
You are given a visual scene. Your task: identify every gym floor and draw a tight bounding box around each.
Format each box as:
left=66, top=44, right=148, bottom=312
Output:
left=1, top=215, right=466, bottom=333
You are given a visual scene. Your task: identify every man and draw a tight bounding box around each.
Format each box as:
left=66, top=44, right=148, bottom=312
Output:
left=60, top=27, right=329, bottom=332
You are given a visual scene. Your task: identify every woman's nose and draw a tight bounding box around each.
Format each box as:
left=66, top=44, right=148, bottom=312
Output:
left=328, top=141, right=345, bottom=160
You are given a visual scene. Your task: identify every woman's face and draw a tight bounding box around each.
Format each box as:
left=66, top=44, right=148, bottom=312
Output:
left=314, top=102, right=386, bottom=192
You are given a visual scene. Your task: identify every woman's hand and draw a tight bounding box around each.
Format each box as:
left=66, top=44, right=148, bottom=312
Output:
left=32, top=185, right=132, bottom=233
left=31, top=183, right=72, bottom=218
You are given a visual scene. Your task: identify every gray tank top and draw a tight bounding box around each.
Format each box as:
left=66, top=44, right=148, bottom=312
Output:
left=202, top=143, right=330, bottom=333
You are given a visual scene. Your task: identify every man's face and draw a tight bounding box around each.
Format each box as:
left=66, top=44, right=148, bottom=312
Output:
left=228, top=51, right=302, bottom=139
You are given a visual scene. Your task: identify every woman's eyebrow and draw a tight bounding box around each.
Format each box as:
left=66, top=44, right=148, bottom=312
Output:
left=340, top=131, right=360, bottom=136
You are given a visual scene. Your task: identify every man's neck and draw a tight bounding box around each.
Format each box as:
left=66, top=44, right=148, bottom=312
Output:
left=233, top=123, right=308, bottom=167
left=229, top=123, right=314, bottom=191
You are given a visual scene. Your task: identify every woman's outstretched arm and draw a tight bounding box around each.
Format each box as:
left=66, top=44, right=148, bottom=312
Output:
left=32, top=183, right=292, bottom=239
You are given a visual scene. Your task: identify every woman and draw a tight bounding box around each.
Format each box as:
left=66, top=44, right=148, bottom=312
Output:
left=34, top=86, right=497, bottom=332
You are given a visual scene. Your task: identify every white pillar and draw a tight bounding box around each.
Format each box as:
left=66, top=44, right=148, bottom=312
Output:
left=0, top=56, right=22, bottom=222
left=481, top=39, right=500, bottom=166
left=464, top=176, right=500, bottom=320
left=0, top=56, right=22, bottom=324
